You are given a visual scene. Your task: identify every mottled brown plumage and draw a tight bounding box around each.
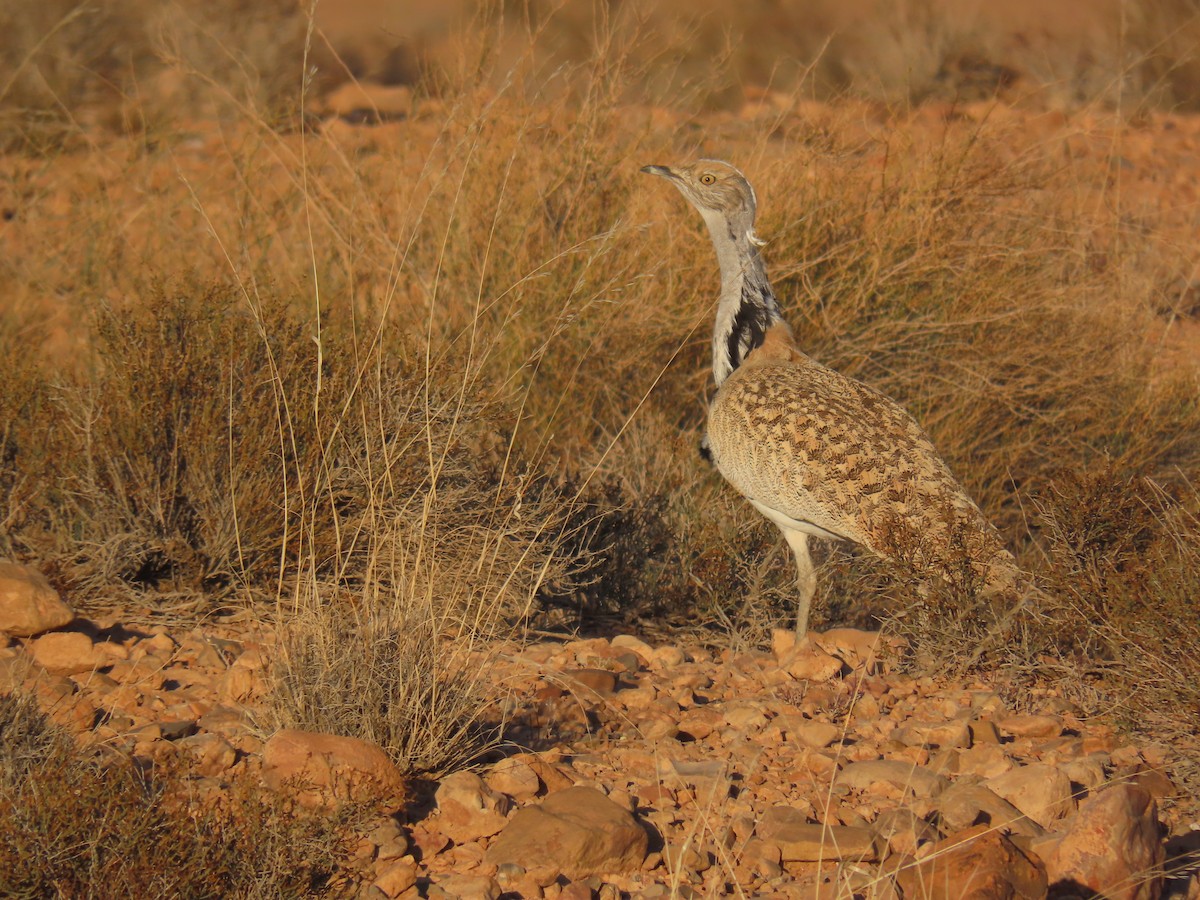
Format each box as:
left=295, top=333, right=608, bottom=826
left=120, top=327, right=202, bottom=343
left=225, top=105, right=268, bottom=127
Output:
left=643, top=159, right=1022, bottom=635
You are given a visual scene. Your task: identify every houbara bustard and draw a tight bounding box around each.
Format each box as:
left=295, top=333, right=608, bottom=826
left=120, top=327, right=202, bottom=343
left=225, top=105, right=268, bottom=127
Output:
left=642, top=159, right=1026, bottom=636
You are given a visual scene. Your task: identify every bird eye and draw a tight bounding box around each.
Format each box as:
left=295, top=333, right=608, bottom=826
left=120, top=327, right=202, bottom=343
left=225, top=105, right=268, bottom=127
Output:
left=699, top=173, right=716, bottom=185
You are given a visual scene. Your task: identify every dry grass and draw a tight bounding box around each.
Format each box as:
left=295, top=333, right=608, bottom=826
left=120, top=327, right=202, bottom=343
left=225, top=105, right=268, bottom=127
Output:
left=0, top=0, right=1197, bottom=791
left=0, top=689, right=366, bottom=897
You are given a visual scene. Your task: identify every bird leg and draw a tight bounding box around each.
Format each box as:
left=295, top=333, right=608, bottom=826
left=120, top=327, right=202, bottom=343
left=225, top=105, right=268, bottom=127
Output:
left=782, top=528, right=817, bottom=637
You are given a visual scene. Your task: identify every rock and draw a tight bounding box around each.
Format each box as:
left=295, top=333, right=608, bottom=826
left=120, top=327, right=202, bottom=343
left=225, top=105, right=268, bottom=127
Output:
left=262, top=729, right=407, bottom=810
left=430, top=873, right=501, bottom=900
left=997, top=715, right=1064, bottom=739
left=873, top=806, right=937, bottom=855
left=938, top=781, right=1045, bottom=838
left=987, top=764, right=1076, bottom=828
left=486, top=786, right=648, bottom=878
left=780, top=640, right=844, bottom=682
left=177, top=732, right=238, bottom=776
left=790, top=720, right=842, bottom=749
left=0, top=562, right=72, bottom=636
left=971, top=719, right=1003, bottom=745
left=758, top=806, right=879, bottom=862
left=371, top=859, right=417, bottom=898
left=1044, top=784, right=1163, bottom=900
left=563, top=668, right=619, bottom=696
left=486, top=757, right=542, bottom=799
left=434, top=770, right=511, bottom=843
left=28, top=630, right=101, bottom=675
left=611, top=634, right=654, bottom=662
left=838, top=759, right=950, bottom=798
left=722, top=699, right=768, bottom=730
left=896, top=824, right=1048, bottom=900
left=811, top=628, right=887, bottom=673
left=895, top=718, right=971, bottom=749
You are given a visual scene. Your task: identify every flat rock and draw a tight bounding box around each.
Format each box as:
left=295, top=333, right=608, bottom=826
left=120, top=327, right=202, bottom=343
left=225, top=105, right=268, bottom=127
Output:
left=0, top=562, right=73, bottom=636
left=28, top=630, right=101, bottom=675
left=486, top=786, right=647, bottom=878
left=896, top=824, right=1048, bottom=900
left=997, top=714, right=1064, bottom=739
left=790, top=719, right=842, bottom=749
left=759, top=806, right=879, bottom=862
left=1045, top=784, right=1164, bottom=900
left=262, top=728, right=407, bottom=811
left=838, top=759, right=950, bottom=798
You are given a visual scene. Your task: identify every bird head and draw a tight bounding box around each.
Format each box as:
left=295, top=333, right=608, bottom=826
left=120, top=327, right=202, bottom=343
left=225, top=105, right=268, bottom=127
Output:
left=641, top=159, right=763, bottom=246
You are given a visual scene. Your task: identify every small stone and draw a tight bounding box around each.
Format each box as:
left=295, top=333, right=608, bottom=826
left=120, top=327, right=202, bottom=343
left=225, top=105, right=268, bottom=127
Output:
left=371, top=859, right=418, bottom=898
left=781, top=641, right=844, bottom=682
left=431, top=873, right=501, bottom=900
left=790, top=720, right=842, bottom=749
left=562, top=668, right=618, bottom=696
left=722, top=700, right=768, bottom=730
left=811, top=628, right=888, bottom=673
left=997, top=714, right=1063, bottom=739
left=178, top=732, right=237, bottom=776
left=987, top=763, right=1076, bottom=829
left=610, top=634, right=654, bottom=662
left=971, top=719, right=1003, bottom=745
left=435, top=770, right=511, bottom=843
left=0, top=562, right=73, bottom=636
left=873, top=806, right=937, bottom=855
left=1045, top=784, right=1163, bottom=900
left=487, top=757, right=542, bottom=799
left=895, top=718, right=971, bottom=749
left=28, top=631, right=101, bottom=675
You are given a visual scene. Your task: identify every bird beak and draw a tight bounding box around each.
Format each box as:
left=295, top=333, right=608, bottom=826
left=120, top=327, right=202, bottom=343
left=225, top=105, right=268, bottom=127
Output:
left=640, top=164, right=676, bottom=179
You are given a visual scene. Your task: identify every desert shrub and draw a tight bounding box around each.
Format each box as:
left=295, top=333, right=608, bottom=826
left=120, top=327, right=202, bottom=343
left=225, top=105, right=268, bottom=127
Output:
left=1, top=281, right=590, bottom=621
left=0, top=0, right=307, bottom=150
left=0, top=690, right=362, bottom=898
left=269, top=589, right=501, bottom=777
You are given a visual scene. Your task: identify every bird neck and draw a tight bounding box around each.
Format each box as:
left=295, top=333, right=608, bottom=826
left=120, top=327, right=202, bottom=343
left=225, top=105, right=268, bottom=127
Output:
left=702, top=211, right=785, bottom=388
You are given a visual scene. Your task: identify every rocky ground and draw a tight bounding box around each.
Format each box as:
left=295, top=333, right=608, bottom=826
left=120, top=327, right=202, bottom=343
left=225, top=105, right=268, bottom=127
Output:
left=2, top=560, right=1197, bottom=898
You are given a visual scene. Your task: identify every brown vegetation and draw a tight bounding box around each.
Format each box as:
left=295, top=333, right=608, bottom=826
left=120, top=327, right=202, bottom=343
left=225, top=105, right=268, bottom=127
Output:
left=1, top=2, right=1199, bottom=892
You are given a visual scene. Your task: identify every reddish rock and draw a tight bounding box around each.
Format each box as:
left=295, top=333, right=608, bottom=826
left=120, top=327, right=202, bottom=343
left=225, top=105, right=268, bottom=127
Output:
left=987, top=764, right=1076, bottom=828
left=896, top=824, right=1048, bottom=900
left=177, top=732, right=238, bottom=777
left=28, top=630, right=101, bottom=675
left=262, top=729, right=407, bottom=810
left=939, top=781, right=1045, bottom=838
left=486, top=757, right=542, bottom=799
left=837, top=758, right=949, bottom=798
left=1045, top=784, right=1164, bottom=900
left=0, top=562, right=72, bottom=636
left=371, top=859, right=417, bottom=898
left=997, top=714, right=1064, bottom=739
left=563, top=668, right=619, bottom=696
left=780, top=640, right=844, bottom=682
left=758, top=806, right=880, bottom=862
left=486, top=786, right=647, bottom=877
left=434, top=770, right=511, bottom=843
